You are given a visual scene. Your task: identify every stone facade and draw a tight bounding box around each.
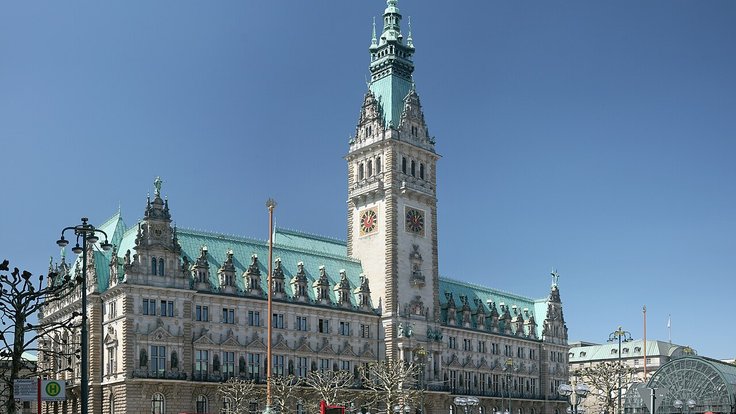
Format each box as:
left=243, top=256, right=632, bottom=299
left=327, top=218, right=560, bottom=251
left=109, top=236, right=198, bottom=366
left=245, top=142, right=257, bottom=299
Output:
left=38, top=1, right=570, bottom=414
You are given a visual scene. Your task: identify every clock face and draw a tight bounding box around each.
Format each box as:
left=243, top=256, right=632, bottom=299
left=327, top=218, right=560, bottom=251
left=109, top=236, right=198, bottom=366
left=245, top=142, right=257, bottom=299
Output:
left=405, top=208, right=425, bottom=235
left=359, top=208, right=378, bottom=235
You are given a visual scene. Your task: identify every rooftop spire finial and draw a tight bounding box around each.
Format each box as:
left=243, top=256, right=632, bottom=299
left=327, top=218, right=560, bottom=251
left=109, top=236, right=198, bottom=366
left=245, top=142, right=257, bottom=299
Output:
left=550, top=268, right=560, bottom=287
left=371, top=17, right=377, bottom=47
left=154, top=176, right=163, bottom=197
left=407, top=16, right=413, bottom=47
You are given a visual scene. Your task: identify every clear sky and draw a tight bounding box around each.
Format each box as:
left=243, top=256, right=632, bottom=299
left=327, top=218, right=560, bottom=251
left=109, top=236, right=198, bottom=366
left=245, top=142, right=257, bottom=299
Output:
left=1, top=1, right=734, bottom=359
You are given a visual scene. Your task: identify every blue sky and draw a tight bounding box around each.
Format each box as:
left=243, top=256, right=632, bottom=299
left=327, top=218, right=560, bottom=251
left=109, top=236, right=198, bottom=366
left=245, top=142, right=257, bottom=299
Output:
left=1, top=1, right=734, bottom=359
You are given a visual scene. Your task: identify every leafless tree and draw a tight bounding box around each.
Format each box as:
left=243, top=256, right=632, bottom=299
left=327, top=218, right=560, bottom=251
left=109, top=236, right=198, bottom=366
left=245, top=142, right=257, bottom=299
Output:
left=270, top=374, right=306, bottom=414
left=359, top=360, right=423, bottom=414
left=217, top=377, right=263, bottom=414
left=0, top=259, right=80, bottom=414
left=573, top=362, right=636, bottom=414
left=302, top=369, right=354, bottom=411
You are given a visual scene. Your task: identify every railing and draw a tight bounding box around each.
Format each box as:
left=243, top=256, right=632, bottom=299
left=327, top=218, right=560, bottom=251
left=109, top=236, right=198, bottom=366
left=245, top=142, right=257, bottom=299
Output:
left=131, top=369, right=187, bottom=380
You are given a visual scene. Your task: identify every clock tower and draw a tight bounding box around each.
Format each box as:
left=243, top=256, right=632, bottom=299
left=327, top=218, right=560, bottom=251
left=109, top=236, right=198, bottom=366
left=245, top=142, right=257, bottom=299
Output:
left=346, top=0, right=440, bottom=357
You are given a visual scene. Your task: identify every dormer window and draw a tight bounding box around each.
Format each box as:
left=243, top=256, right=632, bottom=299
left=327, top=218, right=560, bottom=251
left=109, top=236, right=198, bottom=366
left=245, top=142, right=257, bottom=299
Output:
left=634, top=347, right=642, bottom=353
left=580, top=351, right=586, bottom=357
left=611, top=349, right=618, bottom=354
left=622, top=348, right=629, bottom=354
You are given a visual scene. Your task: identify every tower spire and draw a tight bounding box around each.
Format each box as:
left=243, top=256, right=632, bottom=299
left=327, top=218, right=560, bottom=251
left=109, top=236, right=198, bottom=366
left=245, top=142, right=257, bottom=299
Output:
left=367, top=0, right=415, bottom=128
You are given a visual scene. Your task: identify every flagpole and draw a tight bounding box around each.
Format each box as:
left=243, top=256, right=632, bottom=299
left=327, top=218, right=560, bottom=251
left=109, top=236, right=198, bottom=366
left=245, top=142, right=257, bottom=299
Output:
left=667, top=314, right=671, bottom=344
left=265, top=198, right=276, bottom=414
left=643, top=305, right=647, bottom=380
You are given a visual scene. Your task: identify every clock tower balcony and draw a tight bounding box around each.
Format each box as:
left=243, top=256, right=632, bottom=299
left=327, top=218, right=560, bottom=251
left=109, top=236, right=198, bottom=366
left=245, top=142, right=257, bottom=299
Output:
left=349, top=176, right=385, bottom=203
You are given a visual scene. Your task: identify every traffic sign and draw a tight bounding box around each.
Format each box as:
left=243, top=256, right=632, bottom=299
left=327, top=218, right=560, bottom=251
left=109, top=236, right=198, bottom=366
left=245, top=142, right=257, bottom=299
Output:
left=41, top=380, right=65, bottom=401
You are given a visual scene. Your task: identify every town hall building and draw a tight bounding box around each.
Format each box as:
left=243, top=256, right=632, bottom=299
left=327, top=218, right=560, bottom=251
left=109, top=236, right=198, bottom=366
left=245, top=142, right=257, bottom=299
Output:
left=39, top=1, right=570, bottom=413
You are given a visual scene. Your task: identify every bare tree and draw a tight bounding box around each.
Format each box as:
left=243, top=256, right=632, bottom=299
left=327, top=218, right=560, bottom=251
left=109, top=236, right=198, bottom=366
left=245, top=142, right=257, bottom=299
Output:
left=270, top=375, right=305, bottom=414
left=218, top=377, right=263, bottom=414
left=0, top=259, right=80, bottom=414
left=302, top=369, right=354, bottom=411
left=574, top=362, right=636, bottom=414
left=359, top=360, right=423, bottom=414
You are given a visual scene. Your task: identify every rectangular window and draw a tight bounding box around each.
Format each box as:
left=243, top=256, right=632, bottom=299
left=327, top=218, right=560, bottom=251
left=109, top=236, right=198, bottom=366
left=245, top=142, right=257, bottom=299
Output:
left=223, top=351, right=235, bottom=379
left=195, top=305, right=209, bottom=321
left=195, top=350, right=209, bottom=377
left=160, top=300, right=174, bottom=317
left=341, top=360, right=351, bottom=372
left=478, top=341, right=486, bottom=353
left=222, top=308, right=235, bottom=324
left=463, top=339, right=471, bottom=351
left=296, top=316, right=308, bottom=331
left=319, top=358, right=330, bottom=373
left=449, top=337, right=457, bottom=349
left=530, top=378, right=537, bottom=395
left=297, top=357, right=308, bottom=377
left=248, top=310, right=260, bottom=326
left=248, top=353, right=261, bottom=380
left=272, top=313, right=284, bottom=329
left=492, top=343, right=499, bottom=355
left=339, top=321, right=350, bottom=336
left=150, top=345, right=165, bottom=374
left=450, top=370, right=457, bottom=390
left=107, top=301, right=117, bottom=319
left=273, top=355, right=285, bottom=376
left=360, top=324, right=370, bottom=338
left=107, top=346, right=116, bottom=375
left=505, top=345, right=513, bottom=357
left=143, top=298, right=156, bottom=315
left=517, top=347, right=525, bottom=358
left=529, top=349, right=536, bottom=360
left=318, top=318, right=329, bottom=334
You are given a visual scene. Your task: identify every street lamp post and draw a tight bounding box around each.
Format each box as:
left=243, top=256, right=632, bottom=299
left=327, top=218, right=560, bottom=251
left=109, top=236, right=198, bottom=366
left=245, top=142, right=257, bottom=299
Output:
left=608, top=326, right=632, bottom=414
left=503, top=358, right=514, bottom=414
left=56, top=218, right=113, bottom=414
left=557, top=383, right=589, bottom=414
left=414, top=347, right=429, bottom=414
left=454, top=396, right=480, bottom=414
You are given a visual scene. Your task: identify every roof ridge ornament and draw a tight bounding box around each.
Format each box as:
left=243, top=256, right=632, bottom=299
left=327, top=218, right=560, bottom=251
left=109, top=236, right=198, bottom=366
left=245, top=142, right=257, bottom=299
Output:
left=371, top=17, right=378, bottom=48
left=154, top=176, right=163, bottom=197
left=550, top=268, right=559, bottom=287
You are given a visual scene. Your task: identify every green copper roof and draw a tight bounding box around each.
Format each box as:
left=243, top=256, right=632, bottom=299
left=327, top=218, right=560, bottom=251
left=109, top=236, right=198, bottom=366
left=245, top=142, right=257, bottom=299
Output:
left=273, top=227, right=348, bottom=258
left=438, top=277, right=549, bottom=338
left=368, top=0, right=415, bottom=128
left=369, top=76, right=413, bottom=128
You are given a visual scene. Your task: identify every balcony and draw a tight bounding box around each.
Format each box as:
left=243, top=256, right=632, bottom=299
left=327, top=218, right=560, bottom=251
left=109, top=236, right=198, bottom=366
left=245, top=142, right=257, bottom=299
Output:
left=131, top=369, right=187, bottom=380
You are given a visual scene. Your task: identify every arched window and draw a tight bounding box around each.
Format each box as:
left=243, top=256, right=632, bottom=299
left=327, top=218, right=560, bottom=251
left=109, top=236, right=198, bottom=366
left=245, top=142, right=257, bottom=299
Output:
left=420, top=163, right=425, bottom=180
left=151, top=257, right=157, bottom=275
left=358, top=163, right=364, bottom=180
left=196, top=395, right=208, bottom=413
left=367, top=160, right=373, bottom=176
left=158, top=258, right=164, bottom=276
left=151, top=393, right=165, bottom=414
left=402, top=157, right=407, bottom=174
left=449, top=405, right=455, bottom=414
left=411, top=160, right=416, bottom=177
left=376, top=156, right=382, bottom=173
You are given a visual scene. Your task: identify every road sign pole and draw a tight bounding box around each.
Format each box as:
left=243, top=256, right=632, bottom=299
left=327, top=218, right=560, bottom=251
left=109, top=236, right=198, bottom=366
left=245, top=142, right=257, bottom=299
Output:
left=37, top=377, right=41, bottom=414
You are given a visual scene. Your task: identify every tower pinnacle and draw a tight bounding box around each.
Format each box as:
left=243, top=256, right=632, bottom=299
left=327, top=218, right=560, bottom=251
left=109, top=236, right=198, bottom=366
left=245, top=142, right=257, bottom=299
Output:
left=367, top=0, right=415, bottom=128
